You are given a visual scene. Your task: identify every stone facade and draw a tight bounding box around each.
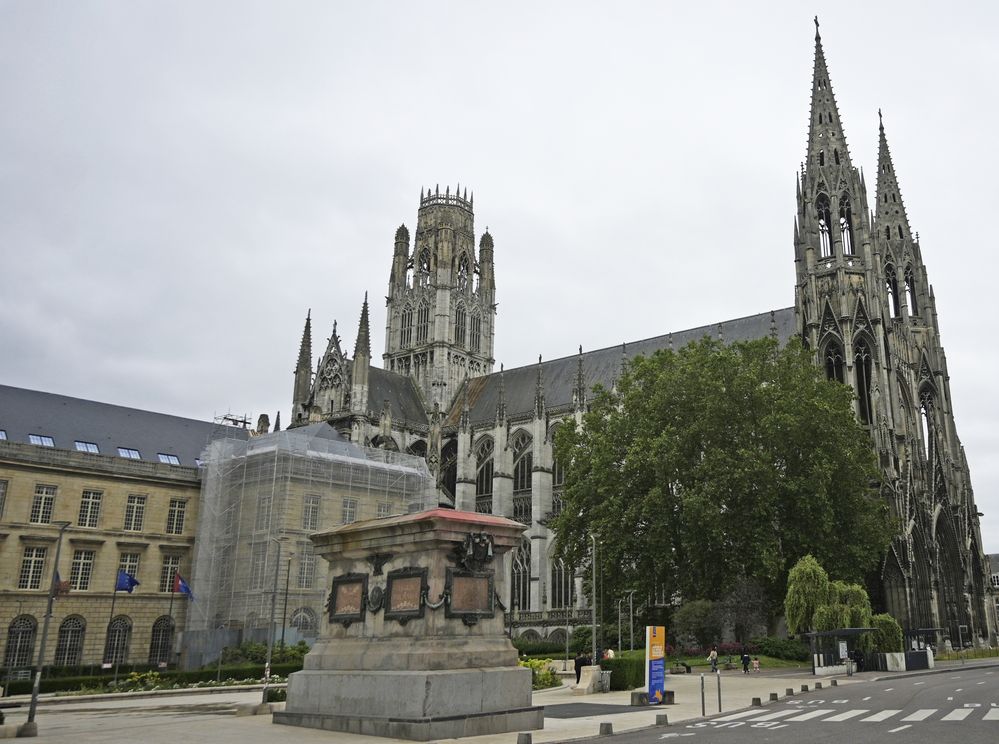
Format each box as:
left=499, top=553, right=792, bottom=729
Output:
left=286, top=23, right=995, bottom=647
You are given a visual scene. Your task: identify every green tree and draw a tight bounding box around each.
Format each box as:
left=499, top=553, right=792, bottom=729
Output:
left=785, top=555, right=831, bottom=634
left=551, top=337, right=891, bottom=623
left=869, top=613, right=904, bottom=652
left=672, top=599, right=721, bottom=648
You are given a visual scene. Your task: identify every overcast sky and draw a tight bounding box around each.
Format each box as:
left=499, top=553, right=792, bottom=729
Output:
left=1, top=1, right=996, bottom=552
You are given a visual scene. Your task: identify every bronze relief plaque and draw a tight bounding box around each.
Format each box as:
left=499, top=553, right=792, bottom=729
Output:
left=445, top=567, right=495, bottom=624
left=384, top=566, right=428, bottom=623
left=328, top=572, right=368, bottom=627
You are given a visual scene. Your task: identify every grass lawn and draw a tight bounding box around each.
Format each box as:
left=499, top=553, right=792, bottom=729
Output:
left=614, top=649, right=807, bottom=670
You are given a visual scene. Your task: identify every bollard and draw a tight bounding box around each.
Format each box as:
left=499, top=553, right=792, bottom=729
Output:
left=800, top=685, right=809, bottom=693
left=785, top=687, right=795, bottom=696
left=717, top=670, right=722, bottom=712
left=700, top=674, right=706, bottom=717
left=517, top=734, right=532, bottom=744
left=751, top=697, right=762, bottom=706
left=831, top=679, right=839, bottom=687
left=599, top=722, right=613, bottom=736
left=769, top=692, right=779, bottom=701
left=815, top=682, right=823, bottom=690
left=656, top=714, right=669, bottom=726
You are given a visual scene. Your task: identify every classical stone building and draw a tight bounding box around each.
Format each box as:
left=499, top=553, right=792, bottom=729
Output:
left=0, top=385, right=246, bottom=671
left=288, top=24, right=994, bottom=646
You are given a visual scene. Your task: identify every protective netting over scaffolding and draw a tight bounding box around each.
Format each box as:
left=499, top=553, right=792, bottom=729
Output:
left=183, top=422, right=434, bottom=665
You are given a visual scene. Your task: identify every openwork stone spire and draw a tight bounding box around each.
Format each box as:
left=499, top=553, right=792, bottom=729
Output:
left=806, top=17, right=853, bottom=170
left=875, top=111, right=913, bottom=242
left=354, top=292, right=371, bottom=360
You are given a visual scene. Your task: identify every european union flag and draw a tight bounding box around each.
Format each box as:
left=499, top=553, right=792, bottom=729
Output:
left=115, top=569, right=140, bottom=593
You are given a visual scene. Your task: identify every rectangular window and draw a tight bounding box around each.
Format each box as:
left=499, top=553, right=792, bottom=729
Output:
left=70, top=549, right=95, bottom=590
left=18, top=546, right=47, bottom=589
left=75, top=441, right=100, bottom=454
left=297, top=547, right=316, bottom=589
left=123, top=494, right=146, bottom=531
left=29, top=484, right=57, bottom=524
left=0, top=430, right=7, bottom=440
left=249, top=543, right=267, bottom=590
left=29, top=434, right=55, bottom=447
left=341, top=498, right=357, bottom=525
left=118, top=447, right=141, bottom=460
left=255, top=495, right=272, bottom=532
left=157, top=453, right=181, bottom=465
left=159, top=555, right=181, bottom=592
left=0, top=479, right=7, bottom=519
left=166, top=499, right=186, bottom=534
left=78, top=489, right=102, bottom=528
left=119, top=552, right=141, bottom=578
left=302, top=495, right=320, bottom=531
left=377, top=502, right=392, bottom=518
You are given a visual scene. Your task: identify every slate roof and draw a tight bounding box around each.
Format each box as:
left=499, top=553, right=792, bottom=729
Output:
left=446, top=307, right=797, bottom=427
left=366, top=367, right=429, bottom=427
left=0, top=384, right=248, bottom=467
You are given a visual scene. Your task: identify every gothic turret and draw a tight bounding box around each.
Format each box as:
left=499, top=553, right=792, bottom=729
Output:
left=291, top=310, right=313, bottom=425
left=390, top=224, right=410, bottom=294
left=351, top=293, right=371, bottom=415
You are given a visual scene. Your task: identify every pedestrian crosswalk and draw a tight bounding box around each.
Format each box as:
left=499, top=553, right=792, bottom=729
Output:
left=711, top=706, right=999, bottom=725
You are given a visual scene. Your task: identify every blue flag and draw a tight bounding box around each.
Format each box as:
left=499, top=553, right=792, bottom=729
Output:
left=173, top=571, right=194, bottom=600
left=115, top=569, right=140, bottom=593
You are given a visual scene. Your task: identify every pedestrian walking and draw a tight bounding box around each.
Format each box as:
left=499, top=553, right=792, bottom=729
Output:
left=741, top=649, right=751, bottom=674
left=708, top=645, right=718, bottom=673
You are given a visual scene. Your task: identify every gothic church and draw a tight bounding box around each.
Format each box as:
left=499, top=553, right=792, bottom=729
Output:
left=288, top=23, right=996, bottom=646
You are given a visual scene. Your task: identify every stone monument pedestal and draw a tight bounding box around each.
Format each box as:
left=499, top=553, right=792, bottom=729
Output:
left=273, top=508, right=544, bottom=740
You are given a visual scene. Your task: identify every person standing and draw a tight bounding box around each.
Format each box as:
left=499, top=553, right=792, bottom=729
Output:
left=708, top=645, right=718, bottom=673
left=741, top=649, right=751, bottom=674
left=574, top=651, right=586, bottom=684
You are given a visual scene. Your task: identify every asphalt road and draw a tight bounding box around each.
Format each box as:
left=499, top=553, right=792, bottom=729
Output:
left=597, top=667, right=999, bottom=744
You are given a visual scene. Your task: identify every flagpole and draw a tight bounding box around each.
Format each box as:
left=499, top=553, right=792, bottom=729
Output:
left=166, top=572, right=176, bottom=668
left=107, top=573, right=119, bottom=685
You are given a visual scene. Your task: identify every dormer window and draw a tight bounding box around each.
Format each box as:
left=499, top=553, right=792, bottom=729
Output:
left=0, top=430, right=7, bottom=440
left=158, top=453, right=181, bottom=466
left=118, top=447, right=141, bottom=460
left=75, top=441, right=100, bottom=454
left=29, top=434, right=55, bottom=447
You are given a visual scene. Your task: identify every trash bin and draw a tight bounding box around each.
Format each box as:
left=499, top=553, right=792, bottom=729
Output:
left=599, top=670, right=613, bottom=692
left=845, top=659, right=854, bottom=677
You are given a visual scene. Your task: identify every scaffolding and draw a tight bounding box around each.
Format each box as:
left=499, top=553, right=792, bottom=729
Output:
left=183, top=422, right=434, bottom=667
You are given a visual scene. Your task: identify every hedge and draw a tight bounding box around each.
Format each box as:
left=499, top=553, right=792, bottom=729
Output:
left=601, top=656, right=645, bottom=691
left=750, top=636, right=809, bottom=662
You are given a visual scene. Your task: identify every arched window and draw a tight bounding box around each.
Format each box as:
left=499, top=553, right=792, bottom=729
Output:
left=455, top=304, right=466, bottom=347
left=904, top=266, right=918, bottom=315
left=512, top=540, right=531, bottom=612
left=54, top=615, right=86, bottom=667
left=440, top=438, right=458, bottom=502
left=475, top=438, right=494, bottom=514
left=816, top=193, right=832, bottom=257
left=416, top=302, right=430, bottom=344
left=819, top=150, right=825, bottom=166
left=824, top=341, right=845, bottom=383
left=457, top=253, right=469, bottom=292
left=400, top=305, right=414, bottom=348
left=550, top=559, right=575, bottom=609
left=551, top=446, right=565, bottom=518
left=919, top=390, right=934, bottom=461
left=3, top=615, right=37, bottom=668
left=103, top=615, right=132, bottom=665
left=885, top=225, right=891, bottom=241
left=885, top=264, right=901, bottom=318
left=834, top=148, right=840, bottom=165
left=417, top=248, right=431, bottom=286
left=148, top=616, right=174, bottom=666
left=839, top=192, right=854, bottom=255
left=512, top=431, right=533, bottom=525
left=854, top=340, right=874, bottom=425
left=469, top=313, right=481, bottom=353
left=897, top=225, right=904, bottom=239
left=290, top=607, right=318, bottom=633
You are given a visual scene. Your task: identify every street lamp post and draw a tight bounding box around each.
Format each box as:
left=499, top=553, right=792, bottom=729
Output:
left=25, top=520, right=72, bottom=733
left=280, top=552, right=294, bottom=649
left=617, top=598, right=624, bottom=653
left=261, top=538, right=283, bottom=705
left=628, top=590, right=636, bottom=652
left=590, top=533, right=597, bottom=665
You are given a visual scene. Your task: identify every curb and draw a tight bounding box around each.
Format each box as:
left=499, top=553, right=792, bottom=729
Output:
left=2, top=683, right=287, bottom=707
left=870, top=659, right=999, bottom=682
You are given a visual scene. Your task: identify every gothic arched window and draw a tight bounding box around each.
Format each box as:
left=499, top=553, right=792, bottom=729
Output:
left=824, top=341, right=845, bottom=383
left=919, top=389, right=935, bottom=461
left=854, top=340, right=874, bottom=425
left=512, top=431, right=533, bottom=525
left=839, top=192, right=854, bottom=255
left=834, top=148, right=840, bottom=165
left=290, top=607, right=318, bottom=633
left=550, top=559, right=575, bottom=609
left=54, top=615, right=86, bottom=667
left=897, top=225, right=904, bottom=240
left=469, top=312, right=481, bottom=353
left=457, top=253, right=469, bottom=292
left=885, top=226, right=891, bottom=241
left=904, top=266, right=918, bottom=316
left=147, top=616, right=174, bottom=666
left=816, top=193, right=833, bottom=258
left=3, top=615, right=37, bottom=668
left=475, top=437, right=494, bottom=514
left=417, top=248, right=431, bottom=286
left=885, top=264, right=901, bottom=318
left=819, top=150, right=825, bottom=166
left=416, top=302, right=430, bottom=344
left=455, top=304, right=466, bottom=347
left=512, top=540, right=531, bottom=612
left=103, top=615, right=132, bottom=665
left=400, top=305, right=414, bottom=348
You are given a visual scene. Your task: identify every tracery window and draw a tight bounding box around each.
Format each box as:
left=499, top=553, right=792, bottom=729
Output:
left=904, top=266, right=918, bottom=316
left=470, top=313, right=481, bottom=353
left=854, top=340, right=874, bottom=425
left=475, top=438, right=494, bottom=514
left=839, top=192, right=854, bottom=255
left=824, top=341, right=845, bottom=383
left=416, top=303, right=430, bottom=344
left=816, top=193, right=833, bottom=258
left=401, top=305, right=414, bottom=348
left=550, top=559, right=575, bottom=609
left=455, top=304, right=466, bottom=347
left=457, top=253, right=469, bottom=292
left=512, top=540, right=531, bottom=612
left=919, top=389, right=935, bottom=461
left=148, top=616, right=174, bottom=666
left=417, top=248, right=431, bottom=286
left=54, top=615, right=85, bottom=667
left=885, top=264, right=901, bottom=318
left=3, top=615, right=37, bottom=668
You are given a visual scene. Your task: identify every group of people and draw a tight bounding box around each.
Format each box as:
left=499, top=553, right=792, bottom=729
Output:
left=707, top=645, right=760, bottom=674
left=573, top=648, right=615, bottom=683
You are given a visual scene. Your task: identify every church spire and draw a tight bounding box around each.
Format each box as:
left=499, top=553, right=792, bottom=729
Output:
left=572, top=345, right=587, bottom=412
left=351, top=293, right=371, bottom=415
left=292, top=309, right=313, bottom=424
left=354, top=292, right=371, bottom=359
left=875, top=111, right=912, bottom=242
left=806, top=17, right=852, bottom=170
left=297, top=309, right=312, bottom=370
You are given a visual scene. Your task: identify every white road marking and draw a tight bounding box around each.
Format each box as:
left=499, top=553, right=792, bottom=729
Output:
left=785, top=709, right=836, bottom=721
left=901, top=709, right=937, bottom=721
left=747, top=710, right=799, bottom=722
left=883, top=688, right=894, bottom=691
left=713, top=710, right=766, bottom=721
left=955, top=688, right=963, bottom=692
left=862, top=696, right=871, bottom=701
left=913, top=681, right=926, bottom=686
left=947, top=697, right=953, bottom=701
left=822, top=709, right=869, bottom=722
left=889, top=725, right=912, bottom=733
left=977, top=681, right=986, bottom=685
left=983, top=708, right=999, bottom=721
left=941, top=709, right=973, bottom=721
left=860, top=710, right=902, bottom=722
